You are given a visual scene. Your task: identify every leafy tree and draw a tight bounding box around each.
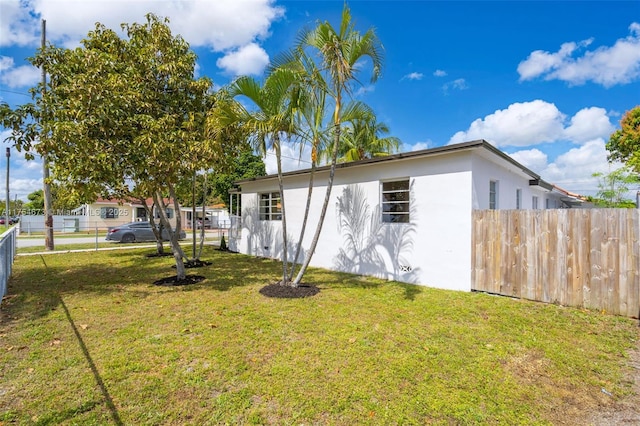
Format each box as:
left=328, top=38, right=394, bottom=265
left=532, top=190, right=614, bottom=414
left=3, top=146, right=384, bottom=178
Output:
left=22, top=186, right=81, bottom=212
left=607, top=106, right=640, bottom=173
left=209, top=150, right=266, bottom=210
left=176, top=149, right=265, bottom=210
left=13, top=14, right=236, bottom=280
left=22, top=190, right=44, bottom=211
left=591, top=167, right=640, bottom=207
left=0, top=199, right=23, bottom=216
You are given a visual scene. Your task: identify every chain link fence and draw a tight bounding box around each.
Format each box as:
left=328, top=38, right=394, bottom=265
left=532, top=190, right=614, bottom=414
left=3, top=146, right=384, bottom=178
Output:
left=0, top=227, right=17, bottom=305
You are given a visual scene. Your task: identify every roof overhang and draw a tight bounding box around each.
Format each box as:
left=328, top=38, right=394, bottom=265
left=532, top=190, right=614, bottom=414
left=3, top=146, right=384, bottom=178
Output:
left=529, top=179, right=553, bottom=191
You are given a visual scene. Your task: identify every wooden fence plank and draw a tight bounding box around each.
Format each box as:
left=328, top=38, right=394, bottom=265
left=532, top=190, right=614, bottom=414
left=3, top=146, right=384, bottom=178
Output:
left=472, top=209, right=639, bottom=318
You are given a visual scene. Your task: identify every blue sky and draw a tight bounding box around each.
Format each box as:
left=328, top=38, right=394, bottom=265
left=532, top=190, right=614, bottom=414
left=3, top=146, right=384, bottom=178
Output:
left=1, top=0, right=639, bottom=200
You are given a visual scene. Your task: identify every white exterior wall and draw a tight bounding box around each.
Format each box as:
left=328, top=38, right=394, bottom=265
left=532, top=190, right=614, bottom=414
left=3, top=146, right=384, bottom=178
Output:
left=471, top=153, right=565, bottom=209
left=238, top=150, right=475, bottom=292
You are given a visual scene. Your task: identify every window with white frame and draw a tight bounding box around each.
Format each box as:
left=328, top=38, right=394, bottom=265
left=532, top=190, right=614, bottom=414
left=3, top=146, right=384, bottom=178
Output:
left=259, top=192, right=282, bottom=220
left=382, top=180, right=410, bottom=223
left=489, top=180, right=498, bottom=210
left=532, top=196, right=538, bottom=209
left=516, top=188, right=522, bottom=209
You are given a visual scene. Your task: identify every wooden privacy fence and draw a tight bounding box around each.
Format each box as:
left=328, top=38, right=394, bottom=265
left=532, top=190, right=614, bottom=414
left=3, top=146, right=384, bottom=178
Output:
left=472, top=209, right=639, bottom=318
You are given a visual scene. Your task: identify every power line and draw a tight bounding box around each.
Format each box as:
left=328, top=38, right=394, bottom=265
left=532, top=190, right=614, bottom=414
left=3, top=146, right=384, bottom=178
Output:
left=264, top=150, right=312, bottom=164
left=0, top=88, right=32, bottom=98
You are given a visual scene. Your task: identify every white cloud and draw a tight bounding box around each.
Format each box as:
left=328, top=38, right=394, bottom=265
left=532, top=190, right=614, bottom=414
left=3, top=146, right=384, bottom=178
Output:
left=449, top=101, right=616, bottom=148
left=518, top=22, right=640, bottom=87
left=10, top=178, right=42, bottom=200
left=263, top=143, right=312, bottom=175
left=509, top=140, right=623, bottom=195
left=508, top=148, right=548, bottom=172
left=0, top=56, right=14, bottom=72
left=449, top=101, right=622, bottom=194
left=169, top=0, right=285, bottom=51
left=563, top=107, right=615, bottom=142
left=508, top=140, right=616, bottom=195
left=538, top=139, right=618, bottom=192
left=407, top=141, right=432, bottom=152
left=216, top=43, right=270, bottom=76
left=354, top=85, right=375, bottom=97
left=442, top=78, right=468, bottom=93
left=449, top=100, right=566, bottom=147
left=1, top=0, right=284, bottom=67
left=517, top=41, right=588, bottom=80
left=0, top=0, right=40, bottom=46
left=0, top=56, right=40, bottom=88
left=401, top=72, right=423, bottom=81
left=433, top=69, right=447, bottom=77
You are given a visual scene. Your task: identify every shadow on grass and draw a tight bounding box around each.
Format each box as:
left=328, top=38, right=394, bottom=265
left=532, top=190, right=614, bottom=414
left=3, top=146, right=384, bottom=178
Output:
left=4, top=247, right=422, bottom=327
left=310, top=269, right=423, bottom=301
left=59, top=297, right=123, bottom=425
left=4, top=248, right=277, bottom=323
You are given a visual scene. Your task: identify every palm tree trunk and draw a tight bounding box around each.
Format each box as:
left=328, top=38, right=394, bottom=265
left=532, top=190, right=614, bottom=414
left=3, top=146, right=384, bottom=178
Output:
left=288, top=161, right=316, bottom=282
left=275, top=136, right=290, bottom=285
left=293, top=104, right=342, bottom=285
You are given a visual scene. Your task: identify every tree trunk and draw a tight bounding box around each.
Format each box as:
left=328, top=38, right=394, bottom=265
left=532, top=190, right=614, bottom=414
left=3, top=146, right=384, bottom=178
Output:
left=273, top=135, right=290, bottom=286
left=293, top=101, right=342, bottom=286
left=153, top=189, right=187, bottom=280
left=197, top=172, right=207, bottom=259
left=140, top=197, right=164, bottom=255
left=288, top=160, right=316, bottom=282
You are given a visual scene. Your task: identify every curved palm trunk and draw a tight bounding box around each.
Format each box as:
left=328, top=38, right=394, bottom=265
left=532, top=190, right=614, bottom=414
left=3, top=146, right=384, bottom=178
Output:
left=288, top=160, right=316, bottom=282
left=274, top=136, right=290, bottom=285
left=293, top=104, right=342, bottom=285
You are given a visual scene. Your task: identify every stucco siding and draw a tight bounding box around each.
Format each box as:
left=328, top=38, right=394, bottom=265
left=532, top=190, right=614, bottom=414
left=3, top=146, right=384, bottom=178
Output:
left=238, top=150, right=475, bottom=291
left=471, top=153, right=562, bottom=210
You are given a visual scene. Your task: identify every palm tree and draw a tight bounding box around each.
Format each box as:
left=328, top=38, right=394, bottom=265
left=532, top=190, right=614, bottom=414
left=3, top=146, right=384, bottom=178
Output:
left=213, top=68, right=302, bottom=285
left=338, top=113, right=400, bottom=162
left=291, top=4, right=383, bottom=286
left=287, top=90, right=374, bottom=282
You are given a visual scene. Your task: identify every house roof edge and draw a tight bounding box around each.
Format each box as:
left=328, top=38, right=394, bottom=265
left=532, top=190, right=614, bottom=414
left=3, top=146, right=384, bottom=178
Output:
left=234, top=139, right=556, bottom=189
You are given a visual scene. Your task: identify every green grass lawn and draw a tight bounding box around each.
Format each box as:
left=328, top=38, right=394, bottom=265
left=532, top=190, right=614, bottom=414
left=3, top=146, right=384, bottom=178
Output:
left=1, top=247, right=638, bottom=425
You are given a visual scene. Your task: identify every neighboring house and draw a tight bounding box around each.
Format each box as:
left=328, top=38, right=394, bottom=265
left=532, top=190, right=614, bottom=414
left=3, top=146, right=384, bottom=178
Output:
left=230, top=139, right=585, bottom=292
left=179, top=204, right=231, bottom=229
left=74, top=197, right=179, bottom=229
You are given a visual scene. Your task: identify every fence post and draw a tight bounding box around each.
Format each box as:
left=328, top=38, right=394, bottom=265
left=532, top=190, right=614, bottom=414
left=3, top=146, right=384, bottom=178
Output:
left=95, top=224, right=98, bottom=251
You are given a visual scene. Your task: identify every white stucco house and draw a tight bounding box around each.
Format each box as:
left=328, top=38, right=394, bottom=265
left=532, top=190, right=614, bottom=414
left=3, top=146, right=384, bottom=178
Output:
left=229, top=140, right=585, bottom=292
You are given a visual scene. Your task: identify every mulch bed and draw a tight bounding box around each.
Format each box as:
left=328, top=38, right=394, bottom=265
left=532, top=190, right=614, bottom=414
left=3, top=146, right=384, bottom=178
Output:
left=170, top=259, right=212, bottom=269
left=185, top=259, right=212, bottom=268
left=145, top=252, right=174, bottom=258
left=259, top=283, right=320, bottom=299
left=153, top=275, right=205, bottom=286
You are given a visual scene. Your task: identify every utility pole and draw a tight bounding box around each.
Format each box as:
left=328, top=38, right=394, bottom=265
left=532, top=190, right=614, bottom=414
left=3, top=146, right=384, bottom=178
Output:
left=41, top=19, right=54, bottom=250
left=5, top=148, right=9, bottom=228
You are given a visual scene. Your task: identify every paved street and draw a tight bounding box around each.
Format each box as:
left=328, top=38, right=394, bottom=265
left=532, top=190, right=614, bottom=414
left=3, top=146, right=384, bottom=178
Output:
left=16, top=236, right=110, bottom=248
left=15, top=231, right=220, bottom=248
